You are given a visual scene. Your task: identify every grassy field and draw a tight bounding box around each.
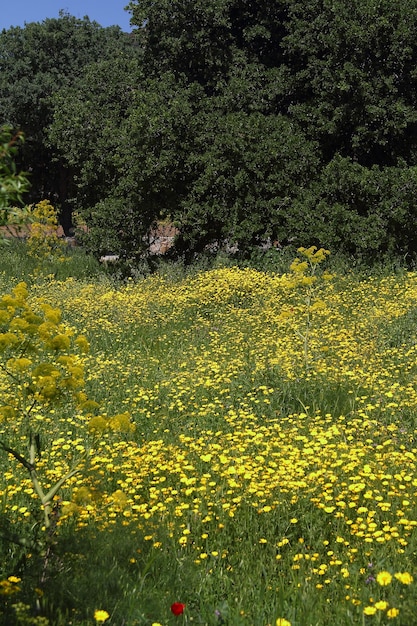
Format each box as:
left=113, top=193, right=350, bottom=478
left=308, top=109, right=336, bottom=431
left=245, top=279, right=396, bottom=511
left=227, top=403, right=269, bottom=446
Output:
left=0, top=242, right=416, bottom=625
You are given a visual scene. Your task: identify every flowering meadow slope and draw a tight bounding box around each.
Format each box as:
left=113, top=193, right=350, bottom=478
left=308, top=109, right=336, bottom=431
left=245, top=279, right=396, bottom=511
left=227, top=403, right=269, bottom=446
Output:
left=1, top=252, right=417, bottom=624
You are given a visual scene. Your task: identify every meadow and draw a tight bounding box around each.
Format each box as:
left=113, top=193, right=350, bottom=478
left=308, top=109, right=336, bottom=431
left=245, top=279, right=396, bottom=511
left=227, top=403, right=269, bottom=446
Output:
left=0, top=242, right=416, bottom=625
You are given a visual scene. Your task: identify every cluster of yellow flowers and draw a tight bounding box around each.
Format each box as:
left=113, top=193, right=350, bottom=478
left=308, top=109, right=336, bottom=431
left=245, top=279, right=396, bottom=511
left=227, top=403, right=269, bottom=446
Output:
left=0, top=282, right=89, bottom=415
left=0, top=576, right=21, bottom=596
left=2, top=249, right=417, bottom=621
left=26, top=200, right=67, bottom=264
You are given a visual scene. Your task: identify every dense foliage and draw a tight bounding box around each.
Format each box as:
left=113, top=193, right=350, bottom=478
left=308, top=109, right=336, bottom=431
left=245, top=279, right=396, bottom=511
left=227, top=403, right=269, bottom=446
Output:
left=0, top=125, right=31, bottom=236
left=2, top=2, right=417, bottom=262
left=0, top=12, right=133, bottom=234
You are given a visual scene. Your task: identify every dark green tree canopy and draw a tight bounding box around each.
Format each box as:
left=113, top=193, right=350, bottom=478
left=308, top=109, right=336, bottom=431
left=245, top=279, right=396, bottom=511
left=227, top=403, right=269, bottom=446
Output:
left=283, top=0, right=417, bottom=165
left=4, top=1, right=417, bottom=262
left=172, top=107, right=318, bottom=256
left=127, top=0, right=417, bottom=167
left=0, top=12, right=137, bottom=232
left=0, top=125, right=30, bottom=222
left=0, top=12, right=128, bottom=134
left=121, top=0, right=417, bottom=259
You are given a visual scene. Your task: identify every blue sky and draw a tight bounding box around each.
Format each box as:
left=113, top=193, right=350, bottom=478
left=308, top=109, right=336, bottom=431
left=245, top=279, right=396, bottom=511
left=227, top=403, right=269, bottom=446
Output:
left=0, top=0, right=134, bottom=32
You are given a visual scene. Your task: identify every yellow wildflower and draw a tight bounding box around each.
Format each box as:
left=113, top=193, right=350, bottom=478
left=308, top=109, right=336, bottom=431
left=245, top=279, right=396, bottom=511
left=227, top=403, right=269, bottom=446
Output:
left=394, top=572, right=413, bottom=584
left=363, top=606, right=377, bottom=615
left=94, top=609, right=110, bottom=623
left=374, top=600, right=388, bottom=610
left=376, top=571, right=392, bottom=586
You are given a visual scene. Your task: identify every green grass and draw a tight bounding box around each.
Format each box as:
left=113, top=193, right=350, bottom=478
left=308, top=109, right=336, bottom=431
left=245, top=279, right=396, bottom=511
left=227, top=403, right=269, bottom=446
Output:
left=0, top=242, right=417, bottom=625
left=0, top=238, right=103, bottom=285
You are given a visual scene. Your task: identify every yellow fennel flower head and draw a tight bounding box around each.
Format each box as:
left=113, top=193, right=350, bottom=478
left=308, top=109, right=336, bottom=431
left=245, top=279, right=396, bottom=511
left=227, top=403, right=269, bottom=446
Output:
left=9, top=317, right=29, bottom=332
left=60, top=501, right=80, bottom=516
left=290, top=258, right=308, bottom=274
left=40, top=303, right=61, bottom=324
left=376, top=571, right=392, bottom=586
left=48, top=334, right=71, bottom=350
left=0, top=294, right=18, bottom=308
left=76, top=391, right=88, bottom=404
left=74, top=334, right=90, bottom=353
left=0, top=332, right=19, bottom=351
left=394, top=572, right=413, bottom=584
left=73, top=486, right=93, bottom=505
left=7, top=357, right=32, bottom=372
left=31, top=199, right=58, bottom=225
left=62, top=371, right=85, bottom=390
left=0, top=405, right=17, bottom=421
left=108, top=412, right=135, bottom=433
left=94, top=609, right=110, bottom=623
left=111, top=489, right=129, bottom=510
left=79, top=399, right=100, bottom=413
left=37, top=376, right=58, bottom=399
left=0, top=310, right=11, bottom=324
left=298, top=245, right=316, bottom=261
left=12, top=281, right=29, bottom=301
left=276, top=619, right=292, bottom=626
left=88, top=415, right=108, bottom=433
left=298, top=246, right=330, bottom=263
left=32, top=363, right=60, bottom=378
left=56, top=354, right=74, bottom=366
left=68, top=363, right=84, bottom=378
left=37, top=321, right=53, bottom=340
left=312, top=247, right=330, bottom=263
left=300, top=275, right=317, bottom=286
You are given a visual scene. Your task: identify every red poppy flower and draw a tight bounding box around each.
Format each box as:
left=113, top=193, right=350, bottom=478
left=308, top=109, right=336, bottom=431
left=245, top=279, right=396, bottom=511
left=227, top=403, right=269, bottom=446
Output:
left=170, top=602, right=186, bottom=616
